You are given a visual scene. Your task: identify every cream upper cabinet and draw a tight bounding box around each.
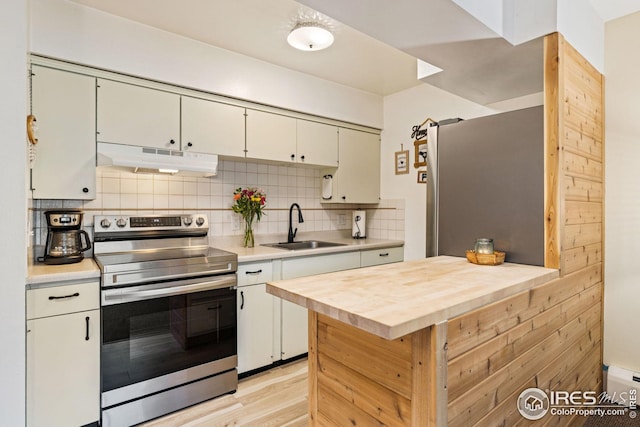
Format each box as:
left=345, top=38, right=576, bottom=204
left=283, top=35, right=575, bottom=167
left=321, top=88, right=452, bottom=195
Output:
left=245, top=109, right=297, bottom=162
left=30, top=66, right=96, bottom=200
left=181, top=96, right=246, bottom=156
left=296, top=120, right=338, bottom=167
left=245, top=110, right=339, bottom=166
left=97, top=79, right=180, bottom=149
left=326, top=128, right=381, bottom=204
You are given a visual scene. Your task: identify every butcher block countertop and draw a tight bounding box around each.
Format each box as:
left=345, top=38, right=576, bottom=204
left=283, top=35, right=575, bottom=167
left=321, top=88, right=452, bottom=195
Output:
left=266, top=255, right=558, bottom=340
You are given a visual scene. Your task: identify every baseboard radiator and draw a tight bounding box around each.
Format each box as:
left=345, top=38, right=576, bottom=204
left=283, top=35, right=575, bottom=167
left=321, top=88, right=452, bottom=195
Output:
left=606, top=365, right=640, bottom=406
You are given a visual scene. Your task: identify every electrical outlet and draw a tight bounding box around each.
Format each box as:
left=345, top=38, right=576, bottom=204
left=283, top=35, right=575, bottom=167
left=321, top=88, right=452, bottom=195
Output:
left=337, top=214, right=346, bottom=226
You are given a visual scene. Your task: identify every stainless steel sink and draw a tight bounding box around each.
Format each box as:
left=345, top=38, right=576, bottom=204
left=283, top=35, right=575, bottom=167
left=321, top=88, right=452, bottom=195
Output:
left=262, top=240, right=347, bottom=251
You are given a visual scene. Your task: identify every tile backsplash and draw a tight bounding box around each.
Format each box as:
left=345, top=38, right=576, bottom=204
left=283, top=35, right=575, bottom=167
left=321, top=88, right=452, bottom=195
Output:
left=30, top=159, right=404, bottom=251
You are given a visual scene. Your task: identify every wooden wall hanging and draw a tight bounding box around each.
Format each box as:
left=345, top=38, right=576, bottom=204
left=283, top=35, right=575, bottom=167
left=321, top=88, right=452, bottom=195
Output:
left=411, top=117, right=436, bottom=168
left=395, top=149, right=410, bottom=175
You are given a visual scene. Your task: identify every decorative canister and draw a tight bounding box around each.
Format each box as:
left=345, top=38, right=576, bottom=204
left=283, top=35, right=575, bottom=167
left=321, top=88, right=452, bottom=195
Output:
left=474, top=238, right=494, bottom=254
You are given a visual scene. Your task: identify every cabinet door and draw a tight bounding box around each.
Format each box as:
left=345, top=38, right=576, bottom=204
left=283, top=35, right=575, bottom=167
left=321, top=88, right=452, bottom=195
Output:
left=296, top=120, right=338, bottom=167
left=237, top=284, right=275, bottom=373
left=181, top=96, right=246, bottom=157
left=280, top=300, right=309, bottom=360
left=97, top=79, right=180, bottom=149
left=245, top=109, right=296, bottom=162
left=281, top=252, right=360, bottom=359
left=336, top=128, right=381, bottom=203
left=27, top=309, right=100, bottom=427
left=31, top=66, right=96, bottom=200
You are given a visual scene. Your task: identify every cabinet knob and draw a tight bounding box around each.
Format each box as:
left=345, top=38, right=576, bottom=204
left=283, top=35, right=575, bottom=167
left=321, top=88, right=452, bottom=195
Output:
left=169, top=139, right=176, bottom=145
left=290, top=154, right=295, bottom=160
left=82, top=187, right=89, bottom=193
left=342, top=196, right=346, bottom=200
left=187, top=142, right=193, bottom=147
left=300, top=155, right=305, bottom=161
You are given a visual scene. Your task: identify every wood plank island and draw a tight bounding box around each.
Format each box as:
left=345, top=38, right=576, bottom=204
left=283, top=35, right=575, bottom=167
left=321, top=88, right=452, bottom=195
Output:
left=266, top=256, right=603, bottom=426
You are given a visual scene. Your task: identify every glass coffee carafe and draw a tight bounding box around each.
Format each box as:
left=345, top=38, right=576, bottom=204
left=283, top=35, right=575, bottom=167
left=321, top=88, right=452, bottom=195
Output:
left=40, top=210, right=92, bottom=265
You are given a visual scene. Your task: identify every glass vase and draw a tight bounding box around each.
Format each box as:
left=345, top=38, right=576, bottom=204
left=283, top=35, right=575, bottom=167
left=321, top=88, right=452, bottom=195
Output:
left=243, top=215, right=255, bottom=248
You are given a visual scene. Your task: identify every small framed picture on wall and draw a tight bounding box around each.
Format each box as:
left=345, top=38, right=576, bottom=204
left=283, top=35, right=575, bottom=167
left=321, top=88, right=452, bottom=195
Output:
left=395, top=150, right=410, bottom=175
left=414, top=140, right=427, bottom=168
left=417, top=169, right=428, bottom=184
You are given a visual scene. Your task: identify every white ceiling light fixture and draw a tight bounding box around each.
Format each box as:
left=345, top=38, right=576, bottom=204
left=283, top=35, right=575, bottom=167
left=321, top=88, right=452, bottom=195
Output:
left=287, top=21, right=334, bottom=51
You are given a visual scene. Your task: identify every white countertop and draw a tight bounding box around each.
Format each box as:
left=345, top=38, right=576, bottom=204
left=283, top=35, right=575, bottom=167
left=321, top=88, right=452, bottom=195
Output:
left=25, top=231, right=404, bottom=285
left=27, top=258, right=101, bottom=286
left=215, top=231, right=404, bottom=263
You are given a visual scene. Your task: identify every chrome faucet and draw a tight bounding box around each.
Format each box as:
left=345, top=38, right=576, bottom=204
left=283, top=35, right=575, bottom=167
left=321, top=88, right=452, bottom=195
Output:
left=288, top=203, right=304, bottom=243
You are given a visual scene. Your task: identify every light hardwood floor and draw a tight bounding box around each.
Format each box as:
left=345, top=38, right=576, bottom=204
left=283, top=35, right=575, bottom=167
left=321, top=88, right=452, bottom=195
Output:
left=141, top=359, right=309, bottom=427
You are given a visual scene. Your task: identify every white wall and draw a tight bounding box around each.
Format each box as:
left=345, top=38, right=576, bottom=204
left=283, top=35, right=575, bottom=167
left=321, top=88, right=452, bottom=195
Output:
left=382, top=84, right=498, bottom=260
left=557, top=0, right=605, bottom=72
left=0, top=0, right=27, bottom=425
left=603, top=11, right=640, bottom=373
left=30, top=0, right=383, bottom=129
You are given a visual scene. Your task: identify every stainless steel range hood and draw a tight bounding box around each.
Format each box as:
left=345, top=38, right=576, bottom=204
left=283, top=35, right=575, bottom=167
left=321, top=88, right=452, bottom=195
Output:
left=97, top=142, right=218, bottom=177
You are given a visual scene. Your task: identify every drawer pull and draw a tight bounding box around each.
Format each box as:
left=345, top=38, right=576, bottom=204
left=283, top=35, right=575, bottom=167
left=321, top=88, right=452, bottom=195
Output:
left=245, top=269, right=263, bottom=275
left=85, top=316, right=90, bottom=341
left=379, top=253, right=390, bottom=257
left=48, top=292, right=80, bottom=300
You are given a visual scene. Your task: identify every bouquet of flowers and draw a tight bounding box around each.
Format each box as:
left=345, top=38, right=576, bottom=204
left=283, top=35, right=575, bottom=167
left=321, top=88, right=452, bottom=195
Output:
left=232, top=187, right=266, bottom=247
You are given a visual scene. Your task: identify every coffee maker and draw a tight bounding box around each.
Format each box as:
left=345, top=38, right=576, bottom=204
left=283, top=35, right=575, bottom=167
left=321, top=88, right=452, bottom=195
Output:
left=40, top=210, right=92, bottom=265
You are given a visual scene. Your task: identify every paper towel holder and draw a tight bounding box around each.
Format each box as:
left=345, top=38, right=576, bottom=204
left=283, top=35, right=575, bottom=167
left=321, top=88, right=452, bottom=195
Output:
left=352, top=210, right=366, bottom=239
left=322, top=174, right=333, bottom=200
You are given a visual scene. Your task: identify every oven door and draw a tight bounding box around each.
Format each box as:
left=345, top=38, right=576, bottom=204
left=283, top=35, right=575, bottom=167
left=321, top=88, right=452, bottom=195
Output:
left=101, top=274, right=237, bottom=407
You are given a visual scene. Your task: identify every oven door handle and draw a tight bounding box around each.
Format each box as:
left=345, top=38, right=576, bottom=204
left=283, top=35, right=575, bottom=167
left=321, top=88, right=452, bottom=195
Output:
left=101, top=275, right=236, bottom=305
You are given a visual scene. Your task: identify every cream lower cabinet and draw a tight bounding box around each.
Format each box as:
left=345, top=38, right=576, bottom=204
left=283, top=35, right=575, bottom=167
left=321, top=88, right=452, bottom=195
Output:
left=237, top=247, right=403, bottom=371
left=237, top=261, right=275, bottom=374
left=26, top=282, right=100, bottom=427
left=360, top=246, right=404, bottom=267
left=280, top=252, right=361, bottom=360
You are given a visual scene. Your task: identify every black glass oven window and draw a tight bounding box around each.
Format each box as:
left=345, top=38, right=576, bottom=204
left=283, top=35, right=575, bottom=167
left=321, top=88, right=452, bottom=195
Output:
left=101, top=287, right=236, bottom=392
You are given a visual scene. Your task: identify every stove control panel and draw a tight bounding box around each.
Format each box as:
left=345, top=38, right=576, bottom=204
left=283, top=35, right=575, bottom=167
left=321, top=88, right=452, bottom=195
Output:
left=94, top=214, right=209, bottom=232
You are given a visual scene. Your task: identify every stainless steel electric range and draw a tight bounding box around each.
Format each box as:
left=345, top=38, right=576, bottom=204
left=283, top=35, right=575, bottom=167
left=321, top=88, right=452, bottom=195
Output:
left=93, top=214, right=238, bottom=427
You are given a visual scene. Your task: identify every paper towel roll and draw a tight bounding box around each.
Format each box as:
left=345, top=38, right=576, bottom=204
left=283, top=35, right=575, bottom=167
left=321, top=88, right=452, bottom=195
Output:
left=352, top=210, right=366, bottom=239
left=322, top=175, right=332, bottom=200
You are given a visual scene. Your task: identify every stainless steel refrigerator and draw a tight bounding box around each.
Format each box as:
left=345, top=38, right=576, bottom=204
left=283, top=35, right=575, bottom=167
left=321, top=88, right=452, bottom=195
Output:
left=425, top=106, right=544, bottom=266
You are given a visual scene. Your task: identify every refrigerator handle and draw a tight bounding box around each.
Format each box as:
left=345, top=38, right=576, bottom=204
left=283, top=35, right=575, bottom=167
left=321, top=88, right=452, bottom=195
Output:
left=425, top=125, right=438, bottom=258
